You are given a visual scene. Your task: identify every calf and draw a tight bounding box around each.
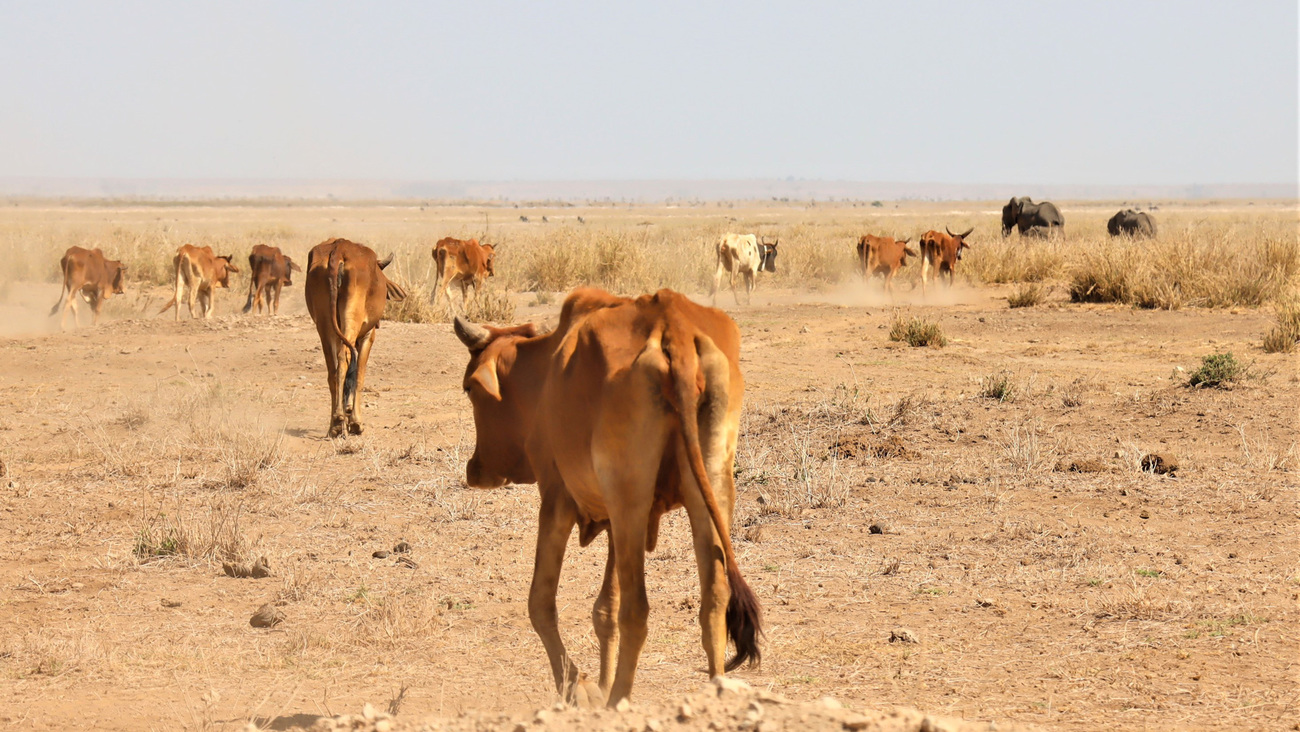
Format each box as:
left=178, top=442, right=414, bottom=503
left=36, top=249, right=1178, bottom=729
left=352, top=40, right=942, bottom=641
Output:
left=243, top=244, right=301, bottom=315
left=918, top=227, right=973, bottom=295
left=856, top=234, right=917, bottom=296
left=710, top=233, right=778, bottom=306
left=432, top=237, right=496, bottom=311
left=304, top=238, right=407, bottom=438
left=49, top=246, right=127, bottom=329
left=158, top=245, right=239, bottom=320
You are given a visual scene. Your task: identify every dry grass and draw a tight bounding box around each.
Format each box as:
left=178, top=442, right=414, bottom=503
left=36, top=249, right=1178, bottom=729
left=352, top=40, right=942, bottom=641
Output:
left=3, top=201, right=1295, bottom=313
left=1007, top=283, right=1047, bottom=308
left=132, top=498, right=253, bottom=566
left=889, top=317, right=947, bottom=348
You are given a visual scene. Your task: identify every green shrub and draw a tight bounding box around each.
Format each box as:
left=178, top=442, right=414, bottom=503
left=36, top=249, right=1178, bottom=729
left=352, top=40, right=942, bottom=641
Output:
left=1187, top=352, right=1247, bottom=388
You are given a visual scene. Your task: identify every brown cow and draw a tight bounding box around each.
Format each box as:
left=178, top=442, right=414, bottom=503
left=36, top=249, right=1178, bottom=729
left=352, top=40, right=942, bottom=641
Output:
left=158, top=245, right=240, bottom=320
left=432, top=237, right=496, bottom=311
left=454, top=288, right=761, bottom=708
left=48, top=246, right=127, bottom=329
left=856, top=234, right=917, bottom=296
left=243, top=244, right=301, bottom=315
left=918, top=227, right=974, bottom=295
left=304, top=238, right=407, bottom=438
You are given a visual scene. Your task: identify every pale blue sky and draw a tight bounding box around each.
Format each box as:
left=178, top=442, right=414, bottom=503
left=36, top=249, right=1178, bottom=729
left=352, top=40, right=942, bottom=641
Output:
left=1, top=1, right=1295, bottom=185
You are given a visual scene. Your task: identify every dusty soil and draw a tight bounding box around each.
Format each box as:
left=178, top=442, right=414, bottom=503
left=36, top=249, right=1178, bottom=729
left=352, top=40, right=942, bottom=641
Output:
left=0, top=269, right=1296, bottom=730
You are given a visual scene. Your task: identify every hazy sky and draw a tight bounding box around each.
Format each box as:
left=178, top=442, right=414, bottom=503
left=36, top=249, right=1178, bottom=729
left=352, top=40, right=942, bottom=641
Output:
left=1, top=1, right=1296, bottom=185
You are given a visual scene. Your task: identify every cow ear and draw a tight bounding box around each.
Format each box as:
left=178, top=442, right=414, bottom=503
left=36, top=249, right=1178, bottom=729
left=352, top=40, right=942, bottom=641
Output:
left=288, top=257, right=302, bottom=272
left=471, top=358, right=502, bottom=401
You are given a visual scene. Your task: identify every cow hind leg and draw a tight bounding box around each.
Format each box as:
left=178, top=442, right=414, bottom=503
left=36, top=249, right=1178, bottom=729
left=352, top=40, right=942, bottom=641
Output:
left=677, top=439, right=732, bottom=678
left=592, top=539, right=620, bottom=697
left=346, top=329, right=374, bottom=435
left=528, top=486, right=584, bottom=700
left=328, top=337, right=349, bottom=438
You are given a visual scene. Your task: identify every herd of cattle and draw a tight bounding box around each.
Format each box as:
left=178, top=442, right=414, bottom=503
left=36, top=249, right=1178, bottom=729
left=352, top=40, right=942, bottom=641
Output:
left=37, top=197, right=1160, bottom=706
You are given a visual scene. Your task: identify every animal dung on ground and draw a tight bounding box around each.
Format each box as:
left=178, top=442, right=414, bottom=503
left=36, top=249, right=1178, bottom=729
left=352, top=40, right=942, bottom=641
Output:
left=249, top=603, right=284, bottom=628
left=1140, top=453, right=1178, bottom=475
left=222, top=556, right=271, bottom=579
left=392, top=540, right=411, bottom=554
left=394, top=555, right=418, bottom=569
left=889, top=627, right=919, bottom=644
left=868, top=523, right=886, bottom=535
left=372, top=550, right=391, bottom=559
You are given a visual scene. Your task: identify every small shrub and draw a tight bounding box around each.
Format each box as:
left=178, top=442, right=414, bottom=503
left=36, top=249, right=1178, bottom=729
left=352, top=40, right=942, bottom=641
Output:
left=1008, top=283, right=1046, bottom=308
left=1187, top=352, right=1247, bottom=388
left=889, top=317, right=947, bottom=348
left=979, top=371, right=1018, bottom=402
left=1262, top=299, right=1300, bottom=353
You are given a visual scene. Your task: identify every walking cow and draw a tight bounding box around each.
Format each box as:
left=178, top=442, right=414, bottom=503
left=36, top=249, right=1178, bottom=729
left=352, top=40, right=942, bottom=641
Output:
left=304, top=238, right=407, bottom=438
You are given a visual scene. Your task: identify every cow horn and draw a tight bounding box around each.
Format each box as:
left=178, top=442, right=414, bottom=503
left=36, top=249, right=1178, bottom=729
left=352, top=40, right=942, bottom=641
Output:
left=453, top=316, right=491, bottom=350
left=946, top=226, right=955, bottom=238
left=958, top=227, right=974, bottom=239
left=378, top=253, right=395, bottom=270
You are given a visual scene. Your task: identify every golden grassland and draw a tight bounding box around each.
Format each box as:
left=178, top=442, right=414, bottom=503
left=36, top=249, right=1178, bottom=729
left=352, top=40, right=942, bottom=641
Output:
left=1, top=198, right=1295, bottom=322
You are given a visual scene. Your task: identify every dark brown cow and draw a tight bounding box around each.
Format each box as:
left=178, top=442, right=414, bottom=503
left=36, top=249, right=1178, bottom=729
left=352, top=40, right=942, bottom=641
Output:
left=432, top=237, right=496, bottom=311
left=243, top=244, right=301, bottom=315
left=918, top=227, right=974, bottom=295
left=856, top=234, right=917, bottom=295
left=48, top=246, right=127, bottom=330
left=304, top=238, right=407, bottom=438
left=453, top=288, right=761, bottom=708
left=158, top=244, right=240, bottom=320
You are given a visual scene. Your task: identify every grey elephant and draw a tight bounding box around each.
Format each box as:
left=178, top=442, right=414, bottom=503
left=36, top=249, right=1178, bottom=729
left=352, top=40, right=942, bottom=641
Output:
left=1107, top=209, right=1157, bottom=238
left=1002, top=197, right=1065, bottom=236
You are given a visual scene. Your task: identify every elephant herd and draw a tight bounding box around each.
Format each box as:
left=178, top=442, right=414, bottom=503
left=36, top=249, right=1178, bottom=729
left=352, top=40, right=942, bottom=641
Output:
left=1001, top=197, right=1158, bottom=239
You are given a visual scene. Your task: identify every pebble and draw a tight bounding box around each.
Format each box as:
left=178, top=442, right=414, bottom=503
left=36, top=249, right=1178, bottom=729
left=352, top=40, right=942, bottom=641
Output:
left=889, top=627, right=919, bottom=644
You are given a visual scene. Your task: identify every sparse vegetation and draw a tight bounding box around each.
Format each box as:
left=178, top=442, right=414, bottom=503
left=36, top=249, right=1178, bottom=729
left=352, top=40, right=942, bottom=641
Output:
left=889, top=317, right=947, bottom=348
left=979, top=371, right=1019, bottom=402
left=1187, top=352, right=1248, bottom=388
left=1007, top=283, right=1047, bottom=308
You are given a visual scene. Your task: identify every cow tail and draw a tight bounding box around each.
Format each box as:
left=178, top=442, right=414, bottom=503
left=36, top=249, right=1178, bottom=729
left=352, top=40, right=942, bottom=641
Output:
left=665, top=326, right=762, bottom=672
left=157, top=254, right=182, bottom=315
left=328, top=247, right=361, bottom=408
left=49, top=255, right=70, bottom=316
left=242, top=253, right=256, bottom=313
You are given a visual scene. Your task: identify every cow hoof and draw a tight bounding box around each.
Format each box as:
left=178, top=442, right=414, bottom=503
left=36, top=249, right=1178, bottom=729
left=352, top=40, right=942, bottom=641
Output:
left=348, top=422, right=363, bottom=436
left=328, top=422, right=345, bottom=439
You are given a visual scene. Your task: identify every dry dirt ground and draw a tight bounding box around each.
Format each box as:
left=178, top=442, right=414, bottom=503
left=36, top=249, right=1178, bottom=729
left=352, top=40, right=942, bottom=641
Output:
left=0, top=207, right=1297, bottom=731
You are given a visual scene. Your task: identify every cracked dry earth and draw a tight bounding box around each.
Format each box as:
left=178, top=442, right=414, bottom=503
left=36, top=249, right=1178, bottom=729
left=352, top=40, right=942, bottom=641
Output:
left=0, top=281, right=1295, bottom=731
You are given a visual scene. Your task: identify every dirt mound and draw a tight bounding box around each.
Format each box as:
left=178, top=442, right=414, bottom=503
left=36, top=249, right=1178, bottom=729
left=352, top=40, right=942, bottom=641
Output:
left=302, top=678, right=1024, bottom=732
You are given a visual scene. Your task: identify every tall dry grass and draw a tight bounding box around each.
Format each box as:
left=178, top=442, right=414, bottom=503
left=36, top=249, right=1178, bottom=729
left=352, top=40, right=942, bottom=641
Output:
left=1, top=201, right=1294, bottom=311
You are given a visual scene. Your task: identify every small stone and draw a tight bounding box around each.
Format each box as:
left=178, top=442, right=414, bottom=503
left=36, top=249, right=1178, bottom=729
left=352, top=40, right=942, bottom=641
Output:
left=1139, top=509, right=1150, bottom=520
left=395, top=555, right=419, bottom=569
left=223, top=556, right=271, bottom=579
left=678, top=702, right=693, bottom=720
left=372, top=550, right=391, bottom=559
left=645, top=718, right=663, bottom=732
left=513, top=724, right=528, bottom=732
left=819, top=696, right=843, bottom=709
left=393, top=541, right=411, bottom=553
left=362, top=703, right=376, bottom=721
left=889, top=627, right=919, bottom=644
left=615, top=698, right=632, bottom=713
left=373, top=720, right=392, bottom=732
left=714, top=675, right=752, bottom=698
left=161, top=598, right=182, bottom=608
left=842, top=714, right=872, bottom=730
left=533, top=709, right=553, bottom=724
left=868, top=523, right=885, bottom=535
left=249, top=603, right=284, bottom=628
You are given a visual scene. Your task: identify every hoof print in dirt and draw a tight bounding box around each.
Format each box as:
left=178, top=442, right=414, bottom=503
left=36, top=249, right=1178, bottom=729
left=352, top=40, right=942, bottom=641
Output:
left=249, top=603, right=284, bottom=628
left=889, top=627, right=919, bottom=644
left=392, top=541, right=411, bottom=554
left=1140, top=453, right=1178, bottom=475
left=372, top=550, right=391, bottom=559
left=394, top=555, right=418, bottom=569
left=223, top=556, right=271, bottom=579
